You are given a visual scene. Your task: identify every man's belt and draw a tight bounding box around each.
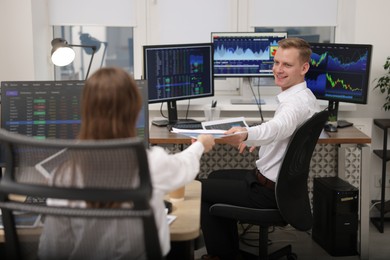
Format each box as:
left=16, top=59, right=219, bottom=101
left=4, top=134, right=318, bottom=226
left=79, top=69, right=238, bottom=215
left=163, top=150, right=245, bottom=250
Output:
left=255, top=169, right=275, bottom=190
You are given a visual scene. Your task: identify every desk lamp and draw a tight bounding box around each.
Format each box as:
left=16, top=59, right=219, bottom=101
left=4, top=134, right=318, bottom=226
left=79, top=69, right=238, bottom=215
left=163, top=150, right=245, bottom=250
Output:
left=50, top=38, right=97, bottom=80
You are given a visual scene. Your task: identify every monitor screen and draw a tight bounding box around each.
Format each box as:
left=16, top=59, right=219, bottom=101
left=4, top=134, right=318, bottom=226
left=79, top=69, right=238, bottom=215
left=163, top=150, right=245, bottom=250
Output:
left=143, top=43, right=214, bottom=124
left=1, top=81, right=84, bottom=140
left=0, top=80, right=149, bottom=144
left=211, top=32, right=288, bottom=77
left=306, top=43, right=373, bottom=105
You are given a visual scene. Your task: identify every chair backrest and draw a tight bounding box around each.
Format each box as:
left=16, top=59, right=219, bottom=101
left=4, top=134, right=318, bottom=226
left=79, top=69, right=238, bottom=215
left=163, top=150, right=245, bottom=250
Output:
left=275, top=110, right=328, bottom=231
left=0, top=129, right=162, bottom=260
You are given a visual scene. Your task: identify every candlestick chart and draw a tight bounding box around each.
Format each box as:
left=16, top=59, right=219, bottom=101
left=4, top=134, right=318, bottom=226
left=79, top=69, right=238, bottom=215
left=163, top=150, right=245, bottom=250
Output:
left=306, top=46, right=370, bottom=102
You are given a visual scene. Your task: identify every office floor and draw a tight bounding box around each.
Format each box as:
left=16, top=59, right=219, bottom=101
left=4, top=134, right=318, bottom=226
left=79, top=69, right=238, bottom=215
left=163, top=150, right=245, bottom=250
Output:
left=195, top=221, right=390, bottom=260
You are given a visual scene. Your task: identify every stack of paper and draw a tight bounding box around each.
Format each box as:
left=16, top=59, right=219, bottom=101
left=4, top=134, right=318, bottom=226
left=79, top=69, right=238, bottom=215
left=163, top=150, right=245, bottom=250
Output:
left=171, top=117, right=249, bottom=139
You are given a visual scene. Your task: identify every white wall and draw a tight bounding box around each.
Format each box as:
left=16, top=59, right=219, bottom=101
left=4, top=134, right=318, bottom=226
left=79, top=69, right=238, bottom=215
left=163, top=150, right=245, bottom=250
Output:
left=0, top=0, right=35, bottom=80
left=31, top=0, right=53, bottom=80
left=352, top=0, right=390, bottom=207
left=342, top=0, right=390, bottom=120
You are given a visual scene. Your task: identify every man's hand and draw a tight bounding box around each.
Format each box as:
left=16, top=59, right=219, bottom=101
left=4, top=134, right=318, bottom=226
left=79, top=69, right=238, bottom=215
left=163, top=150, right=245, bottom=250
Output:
left=223, top=127, right=256, bottom=153
left=223, top=127, right=248, bottom=147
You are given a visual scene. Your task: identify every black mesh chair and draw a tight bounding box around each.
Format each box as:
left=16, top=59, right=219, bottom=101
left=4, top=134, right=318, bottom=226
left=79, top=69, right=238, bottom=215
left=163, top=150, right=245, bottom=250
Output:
left=0, top=129, right=163, bottom=260
left=209, top=110, right=329, bottom=260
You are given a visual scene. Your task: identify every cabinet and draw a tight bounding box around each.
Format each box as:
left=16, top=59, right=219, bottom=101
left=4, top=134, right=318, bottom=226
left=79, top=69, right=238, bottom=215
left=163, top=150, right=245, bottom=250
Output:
left=371, top=119, right=390, bottom=233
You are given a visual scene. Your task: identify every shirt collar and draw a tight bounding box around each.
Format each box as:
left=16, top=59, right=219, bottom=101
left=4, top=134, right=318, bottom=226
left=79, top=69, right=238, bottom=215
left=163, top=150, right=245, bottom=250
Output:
left=276, top=81, right=307, bottom=103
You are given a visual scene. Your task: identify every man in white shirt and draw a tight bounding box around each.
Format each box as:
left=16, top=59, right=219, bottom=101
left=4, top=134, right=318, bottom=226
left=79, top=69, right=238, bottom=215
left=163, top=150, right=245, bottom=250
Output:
left=200, top=38, right=321, bottom=260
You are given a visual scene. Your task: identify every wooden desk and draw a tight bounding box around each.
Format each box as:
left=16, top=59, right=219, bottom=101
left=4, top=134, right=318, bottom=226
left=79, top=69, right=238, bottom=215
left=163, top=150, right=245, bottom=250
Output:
left=150, top=124, right=371, bottom=145
left=168, top=180, right=201, bottom=241
left=166, top=180, right=201, bottom=260
left=150, top=125, right=372, bottom=260
left=318, top=126, right=371, bottom=145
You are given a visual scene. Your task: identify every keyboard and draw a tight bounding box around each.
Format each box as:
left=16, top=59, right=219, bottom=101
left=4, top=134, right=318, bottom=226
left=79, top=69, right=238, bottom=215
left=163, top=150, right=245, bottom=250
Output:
left=249, top=121, right=263, bottom=127
left=171, top=122, right=203, bottom=130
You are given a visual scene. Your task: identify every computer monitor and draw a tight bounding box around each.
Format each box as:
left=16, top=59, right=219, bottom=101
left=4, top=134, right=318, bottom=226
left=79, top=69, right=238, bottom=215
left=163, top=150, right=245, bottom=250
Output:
left=143, top=43, right=214, bottom=125
left=211, top=32, right=288, bottom=77
left=0, top=80, right=149, bottom=145
left=305, top=43, right=373, bottom=121
left=1, top=81, right=84, bottom=140
left=134, top=80, right=149, bottom=147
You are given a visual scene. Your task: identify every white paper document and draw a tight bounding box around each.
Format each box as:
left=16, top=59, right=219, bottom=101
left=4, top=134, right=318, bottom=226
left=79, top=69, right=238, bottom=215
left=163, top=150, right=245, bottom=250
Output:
left=171, top=117, right=249, bottom=138
left=171, top=128, right=247, bottom=139
left=167, top=214, right=177, bottom=225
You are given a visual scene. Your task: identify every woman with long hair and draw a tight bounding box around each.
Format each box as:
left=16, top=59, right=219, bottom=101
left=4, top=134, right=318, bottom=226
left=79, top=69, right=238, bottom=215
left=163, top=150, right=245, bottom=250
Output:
left=38, top=67, right=215, bottom=259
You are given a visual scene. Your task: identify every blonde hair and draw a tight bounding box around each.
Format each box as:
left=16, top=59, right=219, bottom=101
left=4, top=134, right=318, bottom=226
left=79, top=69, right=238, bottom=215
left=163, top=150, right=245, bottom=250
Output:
left=79, top=67, right=142, bottom=140
left=278, top=37, right=312, bottom=64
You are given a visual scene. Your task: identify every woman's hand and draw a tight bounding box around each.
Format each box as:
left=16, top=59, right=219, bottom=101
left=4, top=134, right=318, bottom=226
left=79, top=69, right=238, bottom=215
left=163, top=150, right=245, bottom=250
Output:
left=196, top=134, right=215, bottom=153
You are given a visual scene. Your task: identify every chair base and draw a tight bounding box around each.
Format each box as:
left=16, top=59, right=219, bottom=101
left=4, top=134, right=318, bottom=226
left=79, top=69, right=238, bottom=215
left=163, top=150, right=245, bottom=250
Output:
left=240, top=245, right=297, bottom=260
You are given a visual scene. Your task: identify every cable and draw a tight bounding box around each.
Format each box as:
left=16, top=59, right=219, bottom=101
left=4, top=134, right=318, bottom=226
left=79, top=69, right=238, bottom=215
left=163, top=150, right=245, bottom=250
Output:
left=185, top=99, right=191, bottom=120
left=238, top=223, right=274, bottom=247
left=239, top=223, right=262, bottom=247
left=158, top=100, right=191, bottom=122
left=371, top=201, right=382, bottom=211
left=248, top=77, right=264, bottom=123
left=159, top=102, right=168, bottom=119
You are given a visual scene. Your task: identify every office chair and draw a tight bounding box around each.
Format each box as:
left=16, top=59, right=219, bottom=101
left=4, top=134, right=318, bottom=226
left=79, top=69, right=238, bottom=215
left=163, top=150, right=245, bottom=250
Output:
left=209, top=110, right=329, bottom=260
left=0, top=129, right=163, bottom=260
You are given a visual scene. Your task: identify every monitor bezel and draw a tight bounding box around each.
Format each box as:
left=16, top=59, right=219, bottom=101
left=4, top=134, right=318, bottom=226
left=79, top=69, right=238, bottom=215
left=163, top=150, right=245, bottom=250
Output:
left=211, top=31, right=288, bottom=77
left=143, top=42, right=214, bottom=104
left=306, top=42, right=373, bottom=105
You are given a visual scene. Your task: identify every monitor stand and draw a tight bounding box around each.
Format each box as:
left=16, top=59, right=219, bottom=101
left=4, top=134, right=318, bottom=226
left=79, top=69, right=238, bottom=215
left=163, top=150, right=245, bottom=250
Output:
left=152, top=101, right=200, bottom=127
left=326, top=101, right=353, bottom=129
left=230, top=98, right=265, bottom=105
left=152, top=119, right=169, bottom=127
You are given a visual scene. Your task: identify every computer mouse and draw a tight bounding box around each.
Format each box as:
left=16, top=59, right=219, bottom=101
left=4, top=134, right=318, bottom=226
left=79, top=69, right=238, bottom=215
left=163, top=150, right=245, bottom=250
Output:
left=324, top=124, right=338, bottom=132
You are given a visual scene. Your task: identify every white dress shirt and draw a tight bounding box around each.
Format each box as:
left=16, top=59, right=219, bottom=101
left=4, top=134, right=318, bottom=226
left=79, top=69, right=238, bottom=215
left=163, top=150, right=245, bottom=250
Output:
left=245, top=81, right=321, bottom=182
left=38, top=141, right=205, bottom=259
left=148, top=141, right=205, bottom=256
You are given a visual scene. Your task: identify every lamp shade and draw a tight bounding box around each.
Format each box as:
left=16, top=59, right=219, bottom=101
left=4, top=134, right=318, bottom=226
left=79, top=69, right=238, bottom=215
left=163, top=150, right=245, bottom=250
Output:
left=51, top=38, right=76, bottom=66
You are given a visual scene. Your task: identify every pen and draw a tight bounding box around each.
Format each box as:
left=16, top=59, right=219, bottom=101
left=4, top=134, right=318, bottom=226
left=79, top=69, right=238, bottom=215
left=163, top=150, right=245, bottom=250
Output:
left=211, top=100, right=217, bottom=108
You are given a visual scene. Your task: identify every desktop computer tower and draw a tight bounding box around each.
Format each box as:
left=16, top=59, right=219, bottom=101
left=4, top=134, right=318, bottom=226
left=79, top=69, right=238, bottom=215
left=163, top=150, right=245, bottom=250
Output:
left=312, top=177, right=359, bottom=256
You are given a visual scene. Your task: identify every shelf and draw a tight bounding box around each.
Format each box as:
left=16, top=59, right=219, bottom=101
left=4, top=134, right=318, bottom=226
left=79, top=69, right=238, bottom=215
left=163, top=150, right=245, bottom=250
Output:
left=372, top=118, right=390, bottom=233
left=372, top=200, right=390, bottom=214
left=371, top=199, right=390, bottom=233
left=373, top=150, right=390, bottom=161
left=374, top=119, right=390, bottom=130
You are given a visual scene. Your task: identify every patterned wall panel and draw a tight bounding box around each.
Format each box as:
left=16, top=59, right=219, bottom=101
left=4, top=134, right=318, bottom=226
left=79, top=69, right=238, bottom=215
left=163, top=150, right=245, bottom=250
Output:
left=342, top=146, right=362, bottom=189
left=308, top=144, right=338, bottom=203
left=199, top=144, right=259, bottom=178
left=164, top=143, right=362, bottom=207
